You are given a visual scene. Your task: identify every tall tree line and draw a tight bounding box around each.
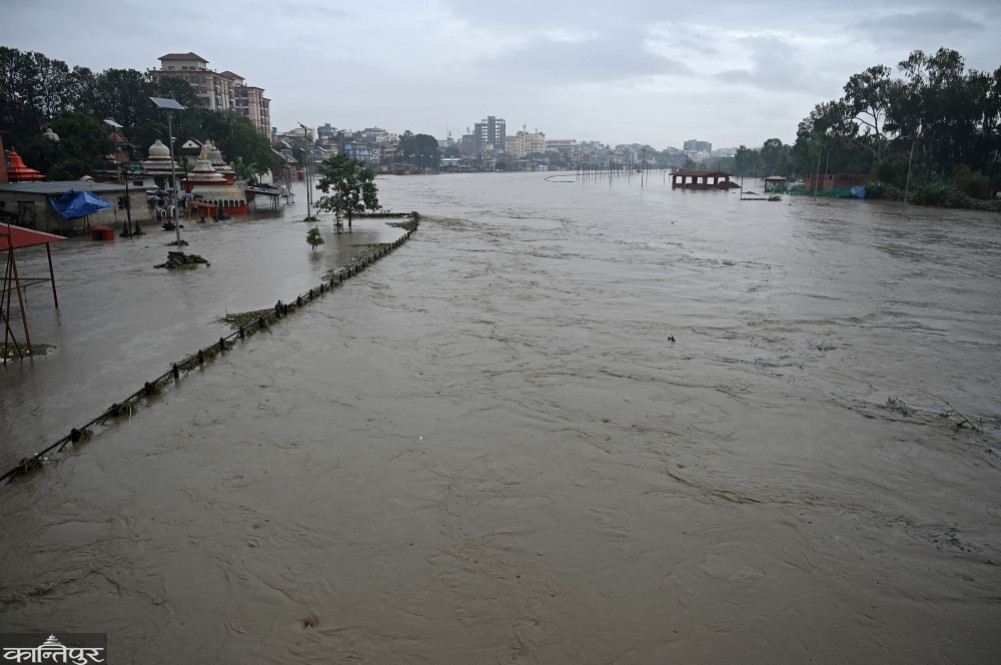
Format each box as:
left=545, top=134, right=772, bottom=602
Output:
left=688, top=47, right=999, bottom=195
left=0, top=47, right=275, bottom=179
left=795, top=47, right=1001, bottom=192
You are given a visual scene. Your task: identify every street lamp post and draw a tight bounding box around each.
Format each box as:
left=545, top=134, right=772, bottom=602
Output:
left=103, top=118, right=133, bottom=237
left=150, top=97, right=186, bottom=243
left=297, top=122, right=312, bottom=219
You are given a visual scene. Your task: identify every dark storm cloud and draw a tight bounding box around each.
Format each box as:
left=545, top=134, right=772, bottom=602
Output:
left=711, top=34, right=817, bottom=94
left=2, top=0, right=999, bottom=147
left=470, top=29, right=693, bottom=84
left=847, top=10, right=985, bottom=44
left=438, top=0, right=694, bottom=84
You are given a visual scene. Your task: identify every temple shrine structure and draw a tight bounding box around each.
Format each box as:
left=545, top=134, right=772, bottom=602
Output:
left=5, top=151, right=45, bottom=182
left=204, top=140, right=235, bottom=183
left=181, top=149, right=248, bottom=216
left=141, top=139, right=182, bottom=190
left=671, top=170, right=738, bottom=190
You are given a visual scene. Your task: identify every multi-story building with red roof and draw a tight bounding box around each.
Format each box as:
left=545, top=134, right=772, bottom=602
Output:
left=149, top=53, right=271, bottom=137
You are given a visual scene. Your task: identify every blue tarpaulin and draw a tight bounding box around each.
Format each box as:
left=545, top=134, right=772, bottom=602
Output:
left=49, top=190, right=117, bottom=219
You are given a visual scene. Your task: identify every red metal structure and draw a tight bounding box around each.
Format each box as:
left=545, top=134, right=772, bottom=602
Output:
left=1, top=222, right=63, bottom=362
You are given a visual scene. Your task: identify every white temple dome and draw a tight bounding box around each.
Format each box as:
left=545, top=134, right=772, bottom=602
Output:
left=148, top=139, right=170, bottom=159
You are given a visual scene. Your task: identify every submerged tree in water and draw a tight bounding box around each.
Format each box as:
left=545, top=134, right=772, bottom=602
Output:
left=306, top=226, right=324, bottom=251
left=315, top=153, right=380, bottom=227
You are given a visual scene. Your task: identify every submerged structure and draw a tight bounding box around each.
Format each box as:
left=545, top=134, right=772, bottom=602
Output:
left=671, top=170, right=739, bottom=190
left=1, top=222, right=63, bottom=362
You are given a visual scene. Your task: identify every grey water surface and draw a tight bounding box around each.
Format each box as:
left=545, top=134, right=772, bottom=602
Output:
left=1, top=172, right=999, bottom=663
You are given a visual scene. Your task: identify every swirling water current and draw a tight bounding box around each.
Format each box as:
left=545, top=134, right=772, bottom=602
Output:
left=1, top=172, right=999, bottom=663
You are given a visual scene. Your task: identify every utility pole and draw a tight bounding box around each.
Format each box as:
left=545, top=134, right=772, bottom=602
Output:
left=298, top=122, right=312, bottom=219
left=104, top=118, right=132, bottom=237
left=813, top=142, right=824, bottom=200
left=150, top=97, right=186, bottom=243
left=903, top=137, right=917, bottom=206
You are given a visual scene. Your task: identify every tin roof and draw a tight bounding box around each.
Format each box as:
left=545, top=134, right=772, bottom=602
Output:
left=672, top=170, right=734, bottom=177
left=158, top=52, right=208, bottom=62
left=0, top=181, right=126, bottom=195
left=1, top=222, right=65, bottom=250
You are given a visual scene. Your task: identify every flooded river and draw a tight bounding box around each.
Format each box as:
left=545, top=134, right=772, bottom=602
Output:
left=2, top=173, right=999, bottom=663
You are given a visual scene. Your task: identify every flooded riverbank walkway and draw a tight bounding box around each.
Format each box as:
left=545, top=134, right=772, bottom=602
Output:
left=2, top=214, right=419, bottom=484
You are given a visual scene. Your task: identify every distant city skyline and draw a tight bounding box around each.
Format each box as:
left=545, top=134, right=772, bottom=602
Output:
left=2, top=0, right=998, bottom=149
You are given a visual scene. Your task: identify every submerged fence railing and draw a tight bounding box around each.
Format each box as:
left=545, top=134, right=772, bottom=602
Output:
left=1, top=215, right=420, bottom=485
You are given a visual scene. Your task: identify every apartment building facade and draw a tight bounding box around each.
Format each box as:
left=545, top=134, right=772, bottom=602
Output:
left=683, top=139, right=712, bottom=154
left=506, top=130, right=546, bottom=158
left=545, top=139, right=578, bottom=159
left=473, top=116, right=506, bottom=154
left=150, top=53, right=272, bottom=136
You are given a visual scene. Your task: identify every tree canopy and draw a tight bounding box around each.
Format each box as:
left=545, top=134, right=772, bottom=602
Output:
left=0, top=46, right=275, bottom=178
left=19, top=111, right=114, bottom=180
left=397, top=130, right=441, bottom=170
left=795, top=47, right=1000, bottom=191
left=315, top=153, right=380, bottom=226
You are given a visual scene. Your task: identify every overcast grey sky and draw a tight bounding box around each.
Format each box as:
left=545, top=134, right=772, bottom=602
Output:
left=2, top=0, right=998, bottom=149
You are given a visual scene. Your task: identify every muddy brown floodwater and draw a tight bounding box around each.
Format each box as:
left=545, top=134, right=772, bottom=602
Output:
left=1, top=173, right=1000, bottom=663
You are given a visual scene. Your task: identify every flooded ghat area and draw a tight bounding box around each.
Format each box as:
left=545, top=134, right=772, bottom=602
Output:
left=1, top=174, right=1000, bottom=663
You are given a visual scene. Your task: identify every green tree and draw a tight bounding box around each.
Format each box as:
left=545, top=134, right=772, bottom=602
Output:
left=0, top=47, right=62, bottom=146
left=130, top=107, right=276, bottom=177
left=952, top=166, right=990, bottom=199
left=397, top=130, right=441, bottom=170
left=886, top=48, right=976, bottom=181
left=792, top=101, right=848, bottom=177
left=65, top=65, right=97, bottom=116
left=152, top=76, right=202, bottom=110
left=734, top=145, right=760, bottom=177
left=89, top=68, right=156, bottom=134
left=51, top=111, right=114, bottom=164
left=19, top=111, right=113, bottom=179
left=29, top=51, right=76, bottom=123
left=759, top=138, right=791, bottom=176
left=306, top=227, right=324, bottom=251
left=840, top=64, right=893, bottom=161
left=872, top=152, right=911, bottom=189
left=966, top=66, right=1001, bottom=183
left=315, top=153, right=380, bottom=227
left=17, top=131, right=64, bottom=175
left=219, top=110, right=276, bottom=172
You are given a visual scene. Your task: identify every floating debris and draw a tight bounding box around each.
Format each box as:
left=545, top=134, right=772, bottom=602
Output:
left=219, top=309, right=274, bottom=330
left=940, top=401, right=984, bottom=433
left=155, top=251, right=211, bottom=270
left=4, top=343, right=55, bottom=359
left=884, top=397, right=913, bottom=417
